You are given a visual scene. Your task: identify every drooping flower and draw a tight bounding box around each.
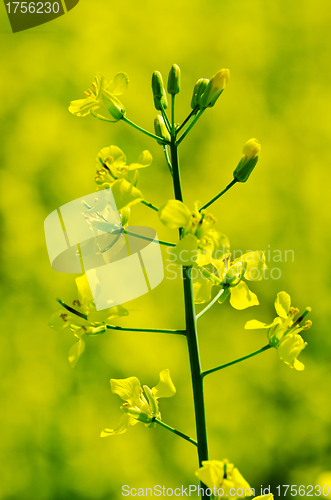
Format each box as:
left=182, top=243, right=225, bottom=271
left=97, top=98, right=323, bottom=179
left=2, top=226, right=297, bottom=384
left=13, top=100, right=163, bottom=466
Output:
left=101, top=369, right=176, bottom=437
left=69, top=72, right=128, bottom=121
left=245, top=291, right=312, bottom=370
left=49, top=274, right=128, bottom=367
left=195, top=459, right=253, bottom=498
left=158, top=199, right=229, bottom=266
left=193, top=250, right=266, bottom=310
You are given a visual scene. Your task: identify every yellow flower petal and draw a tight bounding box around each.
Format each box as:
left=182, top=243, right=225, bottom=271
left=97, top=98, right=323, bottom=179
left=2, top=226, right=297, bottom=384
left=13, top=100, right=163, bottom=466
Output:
left=111, top=178, right=144, bottom=210
left=229, top=282, right=259, bottom=310
left=110, top=376, right=141, bottom=405
left=107, top=72, right=129, bottom=95
left=234, top=251, right=266, bottom=281
left=152, top=369, right=176, bottom=399
left=244, top=319, right=270, bottom=329
left=100, top=413, right=132, bottom=437
left=195, top=460, right=224, bottom=490
left=277, top=332, right=307, bottom=370
left=68, top=339, right=85, bottom=368
left=193, top=269, right=214, bottom=304
left=158, top=200, right=192, bottom=229
left=75, top=274, right=94, bottom=311
left=274, top=291, right=291, bottom=319
left=128, top=150, right=153, bottom=170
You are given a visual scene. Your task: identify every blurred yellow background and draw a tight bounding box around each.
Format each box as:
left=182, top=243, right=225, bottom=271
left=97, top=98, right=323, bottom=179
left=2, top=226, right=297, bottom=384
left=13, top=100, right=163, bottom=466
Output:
left=1, top=0, right=331, bottom=498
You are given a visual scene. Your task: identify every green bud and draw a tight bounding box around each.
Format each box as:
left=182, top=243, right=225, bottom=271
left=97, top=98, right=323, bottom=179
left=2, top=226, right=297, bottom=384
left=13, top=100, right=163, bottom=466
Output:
left=152, top=71, right=166, bottom=97
left=154, top=115, right=171, bottom=145
left=153, top=94, right=168, bottom=111
left=233, top=138, right=261, bottom=183
left=199, top=69, right=230, bottom=108
left=191, top=78, right=209, bottom=109
left=152, top=71, right=168, bottom=110
left=167, top=64, right=181, bottom=95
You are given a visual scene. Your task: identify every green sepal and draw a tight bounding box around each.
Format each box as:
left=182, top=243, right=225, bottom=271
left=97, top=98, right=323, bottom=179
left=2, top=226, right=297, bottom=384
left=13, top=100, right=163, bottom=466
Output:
left=233, top=156, right=259, bottom=183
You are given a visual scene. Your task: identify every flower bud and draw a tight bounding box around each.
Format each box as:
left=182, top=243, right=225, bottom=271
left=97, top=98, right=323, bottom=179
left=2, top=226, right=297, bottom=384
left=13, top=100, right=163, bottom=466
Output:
left=191, top=78, right=209, bottom=109
left=153, top=94, right=168, bottom=111
left=167, top=64, right=181, bottom=95
left=152, top=71, right=168, bottom=110
left=233, top=138, right=261, bottom=183
left=154, top=115, right=171, bottom=145
left=199, top=69, right=230, bottom=108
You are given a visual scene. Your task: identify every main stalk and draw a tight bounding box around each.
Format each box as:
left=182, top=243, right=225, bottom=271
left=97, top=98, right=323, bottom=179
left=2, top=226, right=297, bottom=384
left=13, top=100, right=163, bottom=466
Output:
left=169, top=136, right=209, bottom=467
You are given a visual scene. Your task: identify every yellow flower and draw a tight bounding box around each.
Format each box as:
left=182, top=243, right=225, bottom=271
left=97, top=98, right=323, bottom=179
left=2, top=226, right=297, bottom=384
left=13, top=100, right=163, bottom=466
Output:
left=158, top=199, right=229, bottom=266
left=101, top=369, right=176, bottom=437
left=245, top=291, right=312, bottom=370
left=95, top=145, right=153, bottom=190
left=69, top=72, right=128, bottom=121
left=48, top=274, right=128, bottom=367
left=277, top=332, right=307, bottom=371
left=193, top=250, right=266, bottom=310
left=195, top=459, right=253, bottom=499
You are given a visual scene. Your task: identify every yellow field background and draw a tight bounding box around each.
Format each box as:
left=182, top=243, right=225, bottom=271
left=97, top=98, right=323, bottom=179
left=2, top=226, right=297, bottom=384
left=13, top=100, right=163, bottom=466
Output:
left=1, top=0, right=331, bottom=498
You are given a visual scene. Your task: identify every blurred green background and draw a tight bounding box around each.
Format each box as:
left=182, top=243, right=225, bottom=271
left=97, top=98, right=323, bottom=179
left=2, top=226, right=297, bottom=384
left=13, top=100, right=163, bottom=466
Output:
left=1, top=0, right=331, bottom=498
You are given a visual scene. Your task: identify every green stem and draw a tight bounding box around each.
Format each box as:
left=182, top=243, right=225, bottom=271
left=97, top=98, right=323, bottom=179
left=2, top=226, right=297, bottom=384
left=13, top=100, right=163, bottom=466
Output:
left=176, top=108, right=205, bottom=146
left=200, top=179, right=237, bottom=211
left=153, top=418, right=198, bottom=447
left=122, top=116, right=169, bottom=144
left=106, top=325, right=185, bottom=335
left=201, top=344, right=271, bottom=379
left=163, top=146, right=173, bottom=175
left=123, top=229, right=176, bottom=247
left=176, top=108, right=198, bottom=135
left=196, top=288, right=225, bottom=320
left=170, top=136, right=209, bottom=469
left=171, top=95, right=176, bottom=137
left=160, top=106, right=171, bottom=134
left=141, top=200, right=159, bottom=212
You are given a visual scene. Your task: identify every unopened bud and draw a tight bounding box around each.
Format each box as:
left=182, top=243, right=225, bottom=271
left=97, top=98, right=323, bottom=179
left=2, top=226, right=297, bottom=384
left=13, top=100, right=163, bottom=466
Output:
left=191, top=78, right=209, bottom=109
left=199, top=69, right=230, bottom=108
left=153, top=95, right=168, bottom=111
left=154, top=115, right=171, bottom=144
left=152, top=71, right=168, bottom=109
left=233, top=138, right=261, bottom=183
left=167, top=64, right=181, bottom=95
